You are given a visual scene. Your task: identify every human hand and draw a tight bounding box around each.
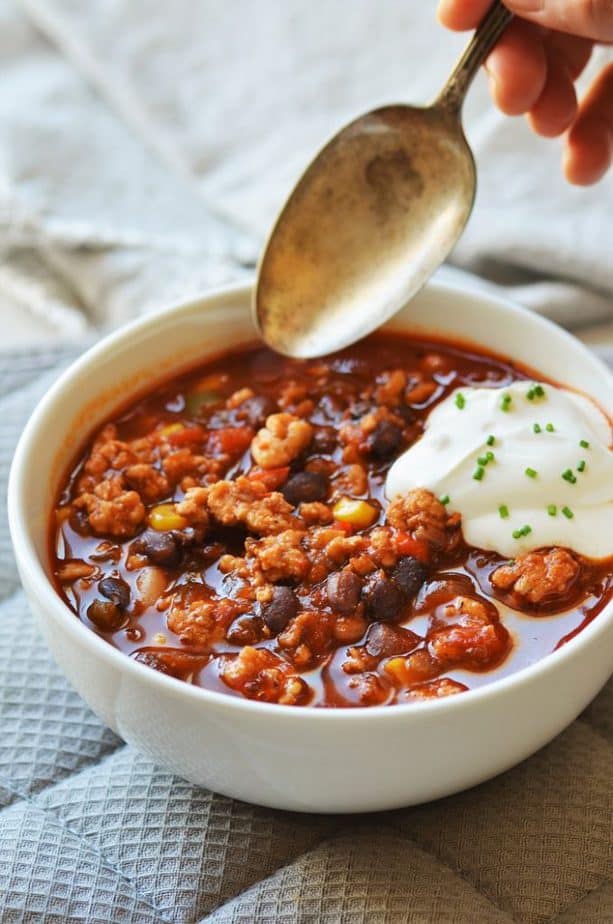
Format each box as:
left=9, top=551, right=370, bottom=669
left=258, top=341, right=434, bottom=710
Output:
left=438, top=0, right=613, bottom=184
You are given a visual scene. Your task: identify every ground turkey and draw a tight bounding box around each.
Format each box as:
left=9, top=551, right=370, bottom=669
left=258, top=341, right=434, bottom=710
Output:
left=491, top=548, right=580, bottom=605
left=220, top=646, right=311, bottom=705
left=74, top=477, right=145, bottom=538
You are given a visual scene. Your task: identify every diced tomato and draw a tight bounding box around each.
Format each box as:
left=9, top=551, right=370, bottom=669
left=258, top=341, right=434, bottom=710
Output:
left=167, top=425, right=206, bottom=446
left=333, top=519, right=355, bottom=536
left=208, top=427, right=254, bottom=455
left=395, top=532, right=430, bottom=563
left=428, top=622, right=509, bottom=670
left=247, top=467, right=290, bottom=490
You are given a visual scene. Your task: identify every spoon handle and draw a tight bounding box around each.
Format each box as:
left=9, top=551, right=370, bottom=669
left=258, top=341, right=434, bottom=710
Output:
left=435, top=1, right=514, bottom=115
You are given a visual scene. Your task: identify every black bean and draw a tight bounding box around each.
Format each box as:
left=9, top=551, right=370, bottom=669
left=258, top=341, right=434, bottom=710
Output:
left=395, top=405, right=416, bottom=424
left=368, top=420, right=403, bottom=458
left=391, top=556, right=428, bottom=599
left=71, top=507, right=91, bottom=535
left=133, top=648, right=202, bottom=680
left=99, top=576, right=131, bottom=610
left=327, top=570, right=362, bottom=614
left=137, top=530, right=182, bottom=567
left=261, top=586, right=298, bottom=634
left=312, top=426, right=337, bottom=454
left=134, top=650, right=172, bottom=674
left=349, top=400, right=371, bottom=420
left=319, top=394, right=347, bottom=417
left=282, top=471, right=328, bottom=506
left=363, top=576, right=404, bottom=622
left=226, top=614, right=265, bottom=646
left=87, top=599, right=124, bottom=632
left=365, top=622, right=417, bottom=658
left=238, top=395, right=277, bottom=427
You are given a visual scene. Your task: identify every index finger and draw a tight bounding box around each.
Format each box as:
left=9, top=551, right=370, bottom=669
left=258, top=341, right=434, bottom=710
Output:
left=437, top=0, right=494, bottom=31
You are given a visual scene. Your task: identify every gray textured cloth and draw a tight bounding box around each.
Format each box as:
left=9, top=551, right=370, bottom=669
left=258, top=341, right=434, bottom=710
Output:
left=2, top=0, right=613, bottom=345
left=1, top=336, right=612, bottom=924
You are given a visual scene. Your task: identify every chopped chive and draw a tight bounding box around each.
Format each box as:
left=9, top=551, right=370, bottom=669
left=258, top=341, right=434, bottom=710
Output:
left=533, top=423, right=542, bottom=434
left=545, top=423, right=555, bottom=432
left=547, top=504, right=557, bottom=517
left=577, top=460, right=586, bottom=473
left=499, top=505, right=509, bottom=519
left=486, top=450, right=495, bottom=462
left=512, top=529, right=522, bottom=539
left=527, top=384, right=545, bottom=401
left=562, top=469, right=577, bottom=484
left=512, top=525, right=532, bottom=539
left=477, top=455, right=489, bottom=466
left=486, top=434, right=495, bottom=446
left=579, top=439, right=590, bottom=449
left=455, top=393, right=466, bottom=409
left=500, top=393, right=512, bottom=412
left=562, top=506, right=574, bottom=519
left=525, top=467, right=538, bottom=479
left=439, top=494, right=450, bottom=506
left=473, top=466, right=485, bottom=481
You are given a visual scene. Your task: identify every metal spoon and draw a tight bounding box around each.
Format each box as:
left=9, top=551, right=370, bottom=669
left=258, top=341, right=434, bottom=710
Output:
left=254, top=2, right=513, bottom=357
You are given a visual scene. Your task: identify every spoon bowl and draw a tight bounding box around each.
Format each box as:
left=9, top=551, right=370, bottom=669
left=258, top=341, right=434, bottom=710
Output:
left=256, top=105, right=475, bottom=357
left=255, top=2, right=512, bottom=357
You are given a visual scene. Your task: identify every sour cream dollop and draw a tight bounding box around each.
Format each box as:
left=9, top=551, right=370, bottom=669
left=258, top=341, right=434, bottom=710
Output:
left=385, top=382, right=613, bottom=560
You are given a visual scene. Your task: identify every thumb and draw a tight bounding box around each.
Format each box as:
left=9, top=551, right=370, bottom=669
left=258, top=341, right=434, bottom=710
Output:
left=504, top=0, right=613, bottom=42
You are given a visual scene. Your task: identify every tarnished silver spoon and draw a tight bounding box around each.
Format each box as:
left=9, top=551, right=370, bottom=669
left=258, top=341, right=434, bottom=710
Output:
left=254, top=1, right=513, bottom=357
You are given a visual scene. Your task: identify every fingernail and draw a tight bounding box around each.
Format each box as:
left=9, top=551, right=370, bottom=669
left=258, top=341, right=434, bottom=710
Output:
left=505, top=0, right=545, bottom=11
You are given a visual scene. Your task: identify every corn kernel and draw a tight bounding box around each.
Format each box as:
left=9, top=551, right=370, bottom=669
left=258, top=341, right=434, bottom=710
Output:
left=149, top=503, right=187, bottom=531
left=384, top=657, right=409, bottom=687
left=159, top=422, right=185, bottom=436
left=332, top=497, right=377, bottom=529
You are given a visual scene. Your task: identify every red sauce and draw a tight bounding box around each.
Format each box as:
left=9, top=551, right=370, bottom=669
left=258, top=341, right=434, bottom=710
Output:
left=50, top=333, right=613, bottom=707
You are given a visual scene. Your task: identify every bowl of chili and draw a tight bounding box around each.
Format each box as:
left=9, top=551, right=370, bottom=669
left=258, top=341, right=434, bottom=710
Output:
left=8, top=279, right=613, bottom=812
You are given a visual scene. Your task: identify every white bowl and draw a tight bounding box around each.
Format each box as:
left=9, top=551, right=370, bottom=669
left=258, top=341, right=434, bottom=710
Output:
left=8, top=280, right=613, bottom=813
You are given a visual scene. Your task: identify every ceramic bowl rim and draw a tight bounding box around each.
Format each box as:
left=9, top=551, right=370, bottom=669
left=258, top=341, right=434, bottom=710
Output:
left=8, top=279, right=613, bottom=723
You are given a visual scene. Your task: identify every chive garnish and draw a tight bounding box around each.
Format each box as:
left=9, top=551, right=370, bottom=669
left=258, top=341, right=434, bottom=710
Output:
left=478, top=455, right=488, bottom=466
left=580, top=439, right=590, bottom=449
left=486, top=435, right=495, bottom=446
left=500, top=393, right=512, bottom=412
left=546, top=423, right=555, bottom=432
left=525, top=467, right=537, bottom=479
left=512, top=525, right=532, bottom=539
left=526, top=384, right=544, bottom=401
left=562, top=469, right=577, bottom=484
left=547, top=505, right=557, bottom=517
left=562, top=506, right=574, bottom=519
left=533, top=423, right=541, bottom=434
left=577, top=460, right=586, bottom=473
left=455, top=393, right=466, bottom=410
left=473, top=466, right=485, bottom=481
left=486, top=450, right=495, bottom=462
left=439, top=494, right=450, bottom=506
left=499, top=505, right=509, bottom=519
